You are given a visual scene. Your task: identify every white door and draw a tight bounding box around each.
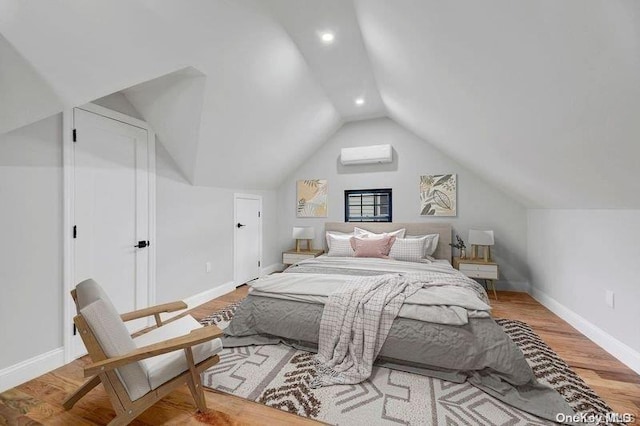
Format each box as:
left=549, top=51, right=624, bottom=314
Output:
left=72, top=107, right=151, bottom=358
left=234, top=195, right=262, bottom=286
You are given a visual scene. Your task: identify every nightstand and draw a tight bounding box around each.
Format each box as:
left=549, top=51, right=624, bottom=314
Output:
left=453, top=257, right=498, bottom=301
left=282, top=249, right=324, bottom=266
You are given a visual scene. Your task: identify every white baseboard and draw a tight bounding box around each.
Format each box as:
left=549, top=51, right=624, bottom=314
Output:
left=161, top=280, right=236, bottom=322
left=261, top=263, right=283, bottom=276
left=0, top=281, right=239, bottom=394
left=530, top=287, right=640, bottom=375
left=0, top=347, right=65, bottom=393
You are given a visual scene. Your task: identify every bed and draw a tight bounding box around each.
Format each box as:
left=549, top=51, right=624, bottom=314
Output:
left=222, top=222, right=573, bottom=422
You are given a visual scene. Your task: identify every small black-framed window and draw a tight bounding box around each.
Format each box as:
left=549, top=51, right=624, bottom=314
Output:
left=344, top=188, right=392, bottom=222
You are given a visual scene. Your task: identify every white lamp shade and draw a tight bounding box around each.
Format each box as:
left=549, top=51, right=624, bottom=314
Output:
left=292, top=226, right=315, bottom=240
left=468, top=229, right=494, bottom=246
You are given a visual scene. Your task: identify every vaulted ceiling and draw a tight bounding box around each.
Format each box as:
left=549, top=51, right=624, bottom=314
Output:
left=1, top=0, right=639, bottom=207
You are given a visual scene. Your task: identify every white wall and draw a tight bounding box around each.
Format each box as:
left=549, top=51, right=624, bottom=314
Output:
left=155, top=143, right=279, bottom=303
left=277, top=118, right=529, bottom=290
left=0, top=115, right=63, bottom=369
left=0, top=100, right=280, bottom=379
left=528, top=209, right=640, bottom=367
left=0, top=35, right=63, bottom=135
left=95, top=93, right=281, bottom=302
left=93, top=93, right=143, bottom=120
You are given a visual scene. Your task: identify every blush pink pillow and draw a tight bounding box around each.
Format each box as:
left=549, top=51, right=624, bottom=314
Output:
left=350, top=235, right=396, bottom=259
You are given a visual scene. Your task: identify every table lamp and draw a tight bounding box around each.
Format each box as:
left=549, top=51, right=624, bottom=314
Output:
left=292, top=226, right=315, bottom=252
left=468, top=229, right=494, bottom=262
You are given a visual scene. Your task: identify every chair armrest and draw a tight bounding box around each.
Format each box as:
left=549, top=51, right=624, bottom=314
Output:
left=120, top=301, right=187, bottom=325
left=84, top=325, right=223, bottom=378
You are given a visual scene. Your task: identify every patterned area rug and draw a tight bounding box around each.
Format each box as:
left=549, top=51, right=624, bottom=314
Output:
left=200, top=301, right=623, bottom=426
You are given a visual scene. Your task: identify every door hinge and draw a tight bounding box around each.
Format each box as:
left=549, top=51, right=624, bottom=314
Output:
left=72, top=128, right=77, bottom=142
left=73, top=225, right=77, bottom=239
left=258, top=261, right=261, bottom=267
left=73, top=323, right=77, bottom=336
left=258, top=211, right=261, bottom=218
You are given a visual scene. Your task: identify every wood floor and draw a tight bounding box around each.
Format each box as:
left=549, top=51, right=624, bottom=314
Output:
left=1, top=288, right=638, bottom=425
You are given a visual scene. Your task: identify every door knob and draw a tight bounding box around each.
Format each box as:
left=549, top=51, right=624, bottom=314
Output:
left=135, top=240, right=149, bottom=248
left=237, top=223, right=246, bottom=228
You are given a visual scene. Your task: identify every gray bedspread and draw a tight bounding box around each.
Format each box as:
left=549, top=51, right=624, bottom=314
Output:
left=223, top=257, right=575, bottom=422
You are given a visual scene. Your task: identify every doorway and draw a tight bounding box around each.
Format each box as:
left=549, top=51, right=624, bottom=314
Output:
left=63, top=104, right=156, bottom=361
left=234, top=194, right=262, bottom=287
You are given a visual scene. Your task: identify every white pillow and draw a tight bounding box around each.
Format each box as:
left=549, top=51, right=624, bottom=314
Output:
left=325, top=231, right=352, bottom=250
left=326, top=233, right=355, bottom=257
left=353, top=227, right=406, bottom=239
left=389, top=237, right=426, bottom=262
left=405, top=233, right=440, bottom=257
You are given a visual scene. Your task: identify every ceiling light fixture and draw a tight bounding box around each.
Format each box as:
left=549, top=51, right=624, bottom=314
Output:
left=355, top=97, right=365, bottom=106
left=320, top=31, right=335, bottom=44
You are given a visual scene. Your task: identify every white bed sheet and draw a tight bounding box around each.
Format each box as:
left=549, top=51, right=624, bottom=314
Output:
left=248, top=257, right=491, bottom=325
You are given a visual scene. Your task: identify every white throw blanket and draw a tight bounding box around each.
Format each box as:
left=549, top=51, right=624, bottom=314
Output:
left=311, top=273, right=424, bottom=388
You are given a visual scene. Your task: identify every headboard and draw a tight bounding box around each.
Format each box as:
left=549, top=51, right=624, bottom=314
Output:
left=324, top=222, right=452, bottom=261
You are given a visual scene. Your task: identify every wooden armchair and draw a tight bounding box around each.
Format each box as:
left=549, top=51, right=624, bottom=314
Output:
left=63, top=279, right=223, bottom=426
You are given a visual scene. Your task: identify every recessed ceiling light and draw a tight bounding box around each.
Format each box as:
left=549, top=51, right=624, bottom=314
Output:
left=320, top=31, right=335, bottom=44
left=355, top=97, right=365, bottom=106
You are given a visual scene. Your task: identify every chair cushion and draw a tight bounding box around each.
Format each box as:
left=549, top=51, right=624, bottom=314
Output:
left=134, top=315, right=223, bottom=390
left=76, top=278, right=113, bottom=311
left=77, top=279, right=151, bottom=401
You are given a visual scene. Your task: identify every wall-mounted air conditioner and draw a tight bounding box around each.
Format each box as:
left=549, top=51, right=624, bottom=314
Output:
left=340, top=144, right=393, bottom=165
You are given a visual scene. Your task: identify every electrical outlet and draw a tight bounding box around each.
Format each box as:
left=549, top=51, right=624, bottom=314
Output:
left=205, top=261, right=212, bottom=273
left=605, top=290, right=614, bottom=309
